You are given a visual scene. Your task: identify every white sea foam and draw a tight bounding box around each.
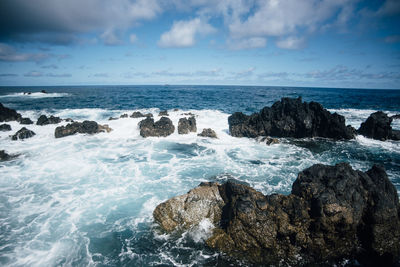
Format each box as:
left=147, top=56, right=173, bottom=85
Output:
left=0, top=92, right=70, bottom=99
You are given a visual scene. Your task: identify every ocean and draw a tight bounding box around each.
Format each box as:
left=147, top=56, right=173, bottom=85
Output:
left=0, top=85, right=400, bottom=266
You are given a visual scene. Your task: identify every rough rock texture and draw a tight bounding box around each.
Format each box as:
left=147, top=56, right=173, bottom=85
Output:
left=256, top=136, right=279, bottom=145
left=139, top=117, right=175, bottom=137
left=120, top=114, right=128, bottom=118
left=392, top=114, right=400, bottom=120
left=20, top=117, right=33, bottom=125
left=158, top=110, right=169, bottom=116
left=0, top=103, right=22, bottom=122
left=11, top=127, right=36, bottom=140
left=36, top=115, right=61, bottom=126
left=178, top=117, right=197, bottom=134
left=0, top=123, right=11, bottom=131
left=130, top=111, right=152, bottom=118
left=154, top=163, right=400, bottom=266
left=0, top=150, right=12, bottom=161
left=358, top=111, right=400, bottom=141
left=197, top=128, right=218, bottom=139
left=54, top=121, right=112, bottom=138
left=228, top=97, right=355, bottom=140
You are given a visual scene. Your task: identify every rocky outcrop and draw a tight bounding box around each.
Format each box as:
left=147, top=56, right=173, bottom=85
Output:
left=256, top=136, right=279, bottom=145
left=392, top=114, right=400, bottom=120
left=139, top=117, right=175, bottom=137
left=11, top=127, right=36, bottom=140
left=158, top=110, right=169, bottom=116
left=0, top=123, right=11, bottom=131
left=197, top=128, right=217, bottom=139
left=228, top=97, right=355, bottom=140
left=120, top=114, right=128, bottom=118
left=358, top=111, right=400, bottom=141
left=20, top=117, right=33, bottom=124
left=36, top=115, right=61, bottom=125
left=0, top=150, right=12, bottom=161
left=54, top=121, right=112, bottom=138
left=154, top=163, right=400, bottom=266
left=0, top=103, right=22, bottom=122
left=178, top=117, right=197, bottom=134
left=130, top=111, right=152, bottom=118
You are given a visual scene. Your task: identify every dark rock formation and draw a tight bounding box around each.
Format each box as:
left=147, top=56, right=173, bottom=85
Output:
left=108, top=117, right=118, bottom=121
left=154, top=163, right=400, bottom=266
left=256, top=136, right=279, bottom=145
left=139, top=117, right=175, bottom=137
left=0, top=150, right=12, bottom=161
left=197, top=128, right=217, bottom=139
left=130, top=111, right=153, bottom=118
left=120, top=114, right=128, bottom=118
left=178, top=117, right=197, bottom=134
left=54, top=121, right=112, bottom=138
left=11, top=127, right=36, bottom=140
left=0, top=103, right=22, bottom=122
left=19, top=117, right=33, bottom=125
left=228, top=97, right=355, bottom=140
left=392, top=114, right=400, bottom=120
left=36, top=115, right=61, bottom=126
left=158, top=110, right=169, bottom=116
left=358, top=111, right=400, bottom=141
left=41, top=90, right=47, bottom=94
left=0, top=123, right=11, bottom=131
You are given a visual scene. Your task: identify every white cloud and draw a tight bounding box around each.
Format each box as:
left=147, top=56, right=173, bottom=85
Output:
left=276, top=36, right=305, bottom=49
left=0, top=43, right=50, bottom=62
left=100, top=29, right=123, bottom=45
left=158, top=18, right=216, bottom=48
left=129, top=34, right=138, bottom=44
left=228, top=37, right=267, bottom=50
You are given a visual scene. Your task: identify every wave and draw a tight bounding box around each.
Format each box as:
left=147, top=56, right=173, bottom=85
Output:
left=0, top=92, right=70, bottom=99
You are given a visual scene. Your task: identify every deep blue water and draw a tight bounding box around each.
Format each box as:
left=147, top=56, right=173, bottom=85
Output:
left=0, top=85, right=400, bottom=266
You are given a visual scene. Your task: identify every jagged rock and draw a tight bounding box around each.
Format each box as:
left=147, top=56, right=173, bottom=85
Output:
left=139, top=117, right=175, bottom=137
left=178, top=117, right=197, bottom=134
left=36, top=115, right=61, bottom=126
left=358, top=111, right=400, bottom=141
left=19, top=117, right=33, bottom=125
left=0, top=103, right=22, bottom=122
left=11, top=127, right=36, bottom=140
left=0, top=123, right=11, bottom=131
left=228, top=97, right=355, bottom=140
left=130, top=112, right=153, bottom=118
left=0, top=150, right=12, bottom=161
left=158, top=110, right=169, bottom=116
left=120, top=114, right=128, bottom=118
left=65, top=118, right=74, bottom=122
left=256, top=136, right=279, bottom=145
left=392, top=114, right=400, bottom=119
left=108, top=117, right=118, bottom=121
left=54, top=121, right=112, bottom=138
left=154, top=163, right=400, bottom=266
left=182, top=112, right=195, bottom=116
left=197, top=128, right=217, bottom=138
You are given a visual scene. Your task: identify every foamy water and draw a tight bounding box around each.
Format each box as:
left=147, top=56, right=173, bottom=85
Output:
left=0, top=92, right=70, bottom=99
left=1, top=106, right=400, bottom=266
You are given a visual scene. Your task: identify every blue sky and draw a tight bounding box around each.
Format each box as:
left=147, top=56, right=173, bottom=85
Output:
left=0, top=0, right=399, bottom=89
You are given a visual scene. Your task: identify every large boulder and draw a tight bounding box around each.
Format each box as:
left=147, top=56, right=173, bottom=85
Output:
left=178, top=117, right=197, bottom=134
left=358, top=111, right=400, bottom=141
left=36, top=115, right=61, bottom=125
left=154, top=163, right=400, bottom=266
left=197, top=128, right=217, bottom=139
left=0, top=123, right=11, bottom=131
left=11, top=127, right=36, bottom=140
left=0, top=103, right=22, bottom=122
left=139, top=117, right=175, bottom=137
left=228, top=97, right=355, bottom=140
left=54, top=121, right=111, bottom=138
left=20, top=117, right=33, bottom=125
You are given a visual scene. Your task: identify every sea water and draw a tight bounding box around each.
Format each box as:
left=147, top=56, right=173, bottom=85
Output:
left=0, top=85, right=399, bottom=266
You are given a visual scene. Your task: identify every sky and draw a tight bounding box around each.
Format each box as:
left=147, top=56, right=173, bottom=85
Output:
left=0, top=0, right=399, bottom=89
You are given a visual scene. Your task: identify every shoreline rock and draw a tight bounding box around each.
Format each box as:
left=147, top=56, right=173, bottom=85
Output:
left=228, top=97, right=355, bottom=140
left=11, top=127, right=36, bottom=140
left=153, top=163, right=400, bottom=266
left=139, top=117, right=175, bottom=137
left=0, top=123, right=11, bottom=131
left=37, top=115, right=62, bottom=126
left=197, top=128, right=217, bottom=138
left=19, top=117, right=33, bottom=125
left=158, top=110, right=169, bottom=116
left=55, top=121, right=112, bottom=138
left=0, top=150, right=14, bottom=161
left=0, top=103, right=22, bottom=122
left=358, top=111, right=400, bottom=141
left=178, top=117, right=197, bottom=134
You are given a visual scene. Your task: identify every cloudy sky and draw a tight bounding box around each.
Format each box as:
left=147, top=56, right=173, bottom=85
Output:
left=0, top=0, right=399, bottom=89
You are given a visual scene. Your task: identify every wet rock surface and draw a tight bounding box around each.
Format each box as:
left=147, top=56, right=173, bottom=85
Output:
left=0, top=123, right=11, bottom=131
left=19, top=118, right=33, bottom=125
left=197, top=128, right=217, bottom=138
left=154, top=163, right=400, bottom=266
left=178, top=117, right=197, bottom=134
left=55, top=121, right=112, bottom=138
left=0, top=150, right=13, bottom=161
left=11, top=127, right=36, bottom=140
left=36, top=115, right=62, bottom=125
left=0, top=103, right=22, bottom=122
left=228, top=97, right=355, bottom=140
left=358, top=111, right=400, bottom=141
left=130, top=111, right=152, bottom=118
left=158, top=110, right=169, bottom=116
left=139, top=117, right=175, bottom=137
left=256, top=136, right=279, bottom=145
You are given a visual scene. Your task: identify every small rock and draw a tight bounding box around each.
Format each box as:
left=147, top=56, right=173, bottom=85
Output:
left=19, top=117, right=33, bottom=125
left=65, top=118, right=74, bottom=122
left=41, top=90, right=47, bottom=94
left=139, top=117, right=175, bottom=137
left=130, top=112, right=145, bottom=118
left=37, top=115, right=62, bottom=125
left=198, top=128, right=217, bottom=138
left=178, top=117, right=197, bottom=134
left=98, top=124, right=112, bottom=133
left=11, top=127, right=36, bottom=140
left=0, top=150, right=12, bottom=161
left=108, top=117, right=118, bottom=121
left=173, top=108, right=179, bottom=111
left=256, top=136, right=279, bottom=145
left=0, top=123, right=11, bottom=131
left=55, top=121, right=112, bottom=138
left=120, top=114, right=128, bottom=118
left=158, top=110, right=169, bottom=116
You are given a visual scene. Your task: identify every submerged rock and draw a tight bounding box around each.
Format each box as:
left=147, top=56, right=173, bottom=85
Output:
left=139, top=117, right=175, bottom=137
left=11, top=127, right=36, bottom=140
left=0, top=150, right=13, bottom=161
left=0, top=103, right=22, bottom=122
left=228, top=97, right=355, bottom=140
left=0, top=123, right=11, bottom=131
left=36, top=115, right=61, bottom=125
left=54, top=121, right=112, bottom=138
left=178, top=117, right=197, bottom=134
left=19, top=117, right=33, bottom=125
left=120, top=114, right=128, bottom=118
left=256, top=136, right=279, bottom=145
left=154, top=163, right=400, bottom=266
left=158, top=110, right=169, bottom=116
left=197, top=128, right=217, bottom=139
left=358, top=111, right=400, bottom=141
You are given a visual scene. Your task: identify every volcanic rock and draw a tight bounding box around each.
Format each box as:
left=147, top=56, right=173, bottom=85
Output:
left=120, top=114, right=128, bottom=118
left=0, top=123, right=11, bottom=131
left=19, top=117, right=33, bottom=125
left=256, top=136, right=279, bottom=145
left=178, top=117, right=197, bottom=134
left=11, top=127, right=36, bottom=140
left=36, top=115, right=62, bottom=125
left=392, top=114, right=400, bottom=120
left=0, top=150, right=12, bottom=161
left=130, top=112, right=153, bottom=118
left=54, top=121, right=112, bottom=138
left=197, top=128, right=217, bottom=139
left=228, top=97, right=355, bottom=140
left=154, top=163, right=400, bottom=266
left=358, top=111, right=400, bottom=141
left=158, top=110, right=169, bottom=116
left=0, top=103, right=22, bottom=122
left=139, top=117, right=175, bottom=137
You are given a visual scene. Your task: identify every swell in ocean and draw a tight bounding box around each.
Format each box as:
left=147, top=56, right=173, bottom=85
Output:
left=0, top=86, right=399, bottom=266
